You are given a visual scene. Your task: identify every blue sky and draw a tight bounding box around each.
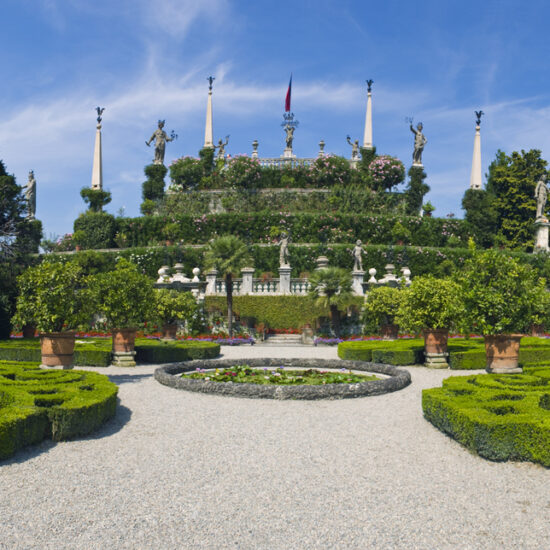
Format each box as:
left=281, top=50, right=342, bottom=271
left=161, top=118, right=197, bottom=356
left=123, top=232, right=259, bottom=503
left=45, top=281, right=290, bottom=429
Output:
left=2, top=0, right=550, bottom=239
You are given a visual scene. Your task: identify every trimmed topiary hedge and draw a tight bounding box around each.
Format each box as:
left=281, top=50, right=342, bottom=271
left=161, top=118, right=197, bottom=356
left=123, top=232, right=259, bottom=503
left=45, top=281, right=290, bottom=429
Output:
left=338, top=337, right=550, bottom=369
left=0, top=338, right=220, bottom=366
left=422, top=365, right=550, bottom=466
left=0, top=361, right=118, bottom=460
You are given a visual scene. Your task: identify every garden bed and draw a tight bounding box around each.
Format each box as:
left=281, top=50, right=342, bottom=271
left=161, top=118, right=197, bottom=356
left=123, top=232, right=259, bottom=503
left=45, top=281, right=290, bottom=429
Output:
left=338, top=337, right=550, bottom=369
left=0, top=361, right=118, bottom=460
left=422, top=364, right=550, bottom=467
left=154, top=358, right=411, bottom=400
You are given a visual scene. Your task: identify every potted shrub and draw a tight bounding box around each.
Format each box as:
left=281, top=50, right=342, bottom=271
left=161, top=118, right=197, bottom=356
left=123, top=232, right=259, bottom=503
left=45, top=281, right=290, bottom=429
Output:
left=12, top=261, right=86, bottom=368
left=362, top=286, right=403, bottom=339
left=154, top=289, right=198, bottom=339
left=396, top=275, right=463, bottom=368
left=456, top=248, right=547, bottom=373
left=87, top=258, right=154, bottom=366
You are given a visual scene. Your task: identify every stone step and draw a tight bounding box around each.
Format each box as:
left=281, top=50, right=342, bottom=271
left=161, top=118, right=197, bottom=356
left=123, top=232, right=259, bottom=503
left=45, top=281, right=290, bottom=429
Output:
left=258, top=334, right=306, bottom=346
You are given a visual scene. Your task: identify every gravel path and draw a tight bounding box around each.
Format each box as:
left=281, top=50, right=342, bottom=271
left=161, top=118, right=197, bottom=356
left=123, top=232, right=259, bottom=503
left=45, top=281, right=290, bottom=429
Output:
left=1, top=345, right=549, bottom=550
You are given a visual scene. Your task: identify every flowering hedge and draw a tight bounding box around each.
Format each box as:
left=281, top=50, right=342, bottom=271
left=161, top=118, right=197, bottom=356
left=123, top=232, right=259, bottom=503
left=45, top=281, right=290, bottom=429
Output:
left=369, top=155, right=405, bottom=191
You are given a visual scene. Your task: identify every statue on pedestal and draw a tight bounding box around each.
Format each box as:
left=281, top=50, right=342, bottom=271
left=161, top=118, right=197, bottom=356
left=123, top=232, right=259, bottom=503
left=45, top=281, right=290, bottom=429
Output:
left=535, top=175, right=548, bottom=220
left=346, top=136, right=360, bottom=160
left=409, top=121, right=427, bottom=166
left=279, top=232, right=290, bottom=266
left=352, top=239, right=365, bottom=271
left=146, top=120, right=177, bottom=165
left=215, top=135, right=229, bottom=160
left=24, top=170, right=36, bottom=219
left=284, top=126, right=295, bottom=150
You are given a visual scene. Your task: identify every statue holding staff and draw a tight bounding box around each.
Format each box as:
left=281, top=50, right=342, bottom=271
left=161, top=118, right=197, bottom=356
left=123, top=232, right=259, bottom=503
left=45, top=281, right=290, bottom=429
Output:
left=409, top=120, right=427, bottom=166
left=146, top=120, right=177, bottom=165
left=346, top=135, right=360, bottom=160
left=215, top=135, right=230, bottom=160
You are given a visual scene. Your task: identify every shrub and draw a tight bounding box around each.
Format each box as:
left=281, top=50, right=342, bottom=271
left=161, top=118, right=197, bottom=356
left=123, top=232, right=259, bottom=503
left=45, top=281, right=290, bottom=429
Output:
left=153, top=290, right=201, bottom=326
left=73, top=211, right=116, bottom=249
left=310, top=155, right=352, bottom=187
left=169, top=157, right=204, bottom=190
left=362, top=286, right=404, bottom=334
left=142, top=164, right=167, bottom=202
left=135, top=340, right=220, bottom=363
left=0, top=361, right=117, bottom=460
left=404, top=166, right=429, bottom=215
left=80, top=188, right=112, bottom=212
left=223, top=156, right=262, bottom=190
left=368, top=155, right=405, bottom=191
left=396, top=276, right=463, bottom=333
left=422, top=367, right=550, bottom=466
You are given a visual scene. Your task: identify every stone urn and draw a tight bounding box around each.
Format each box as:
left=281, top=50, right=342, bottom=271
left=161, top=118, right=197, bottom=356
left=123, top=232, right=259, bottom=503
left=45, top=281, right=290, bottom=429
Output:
left=423, top=328, right=449, bottom=368
left=380, top=324, right=399, bottom=340
left=484, top=334, right=523, bottom=374
left=112, top=328, right=137, bottom=367
left=40, top=332, right=76, bottom=369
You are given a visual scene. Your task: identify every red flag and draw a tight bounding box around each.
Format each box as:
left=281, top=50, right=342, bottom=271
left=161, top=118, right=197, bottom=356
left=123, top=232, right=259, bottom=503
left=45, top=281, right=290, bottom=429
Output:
left=285, top=75, right=292, bottom=112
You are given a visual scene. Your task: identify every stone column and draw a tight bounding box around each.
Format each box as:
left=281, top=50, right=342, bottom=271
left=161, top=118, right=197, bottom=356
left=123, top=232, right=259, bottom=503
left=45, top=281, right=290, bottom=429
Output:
left=204, top=78, right=214, bottom=149
left=363, top=89, right=373, bottom=149
left=241, top=267, right=254, bottom=294
left=470, top=124, right=482, bottom=190
left=352, top=270, right=365, bottom=296
left=91, top=122, right=103, bottom=190
left=278, top=266, right=291, bottom=294
left=534, top=219, right=550, bottom=252
left=315, top=256, right=329, bottom=270
left=205, top=269, right=218, bottom=294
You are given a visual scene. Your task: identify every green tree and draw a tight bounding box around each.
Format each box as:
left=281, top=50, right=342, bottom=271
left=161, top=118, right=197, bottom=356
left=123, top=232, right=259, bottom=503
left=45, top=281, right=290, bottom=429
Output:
left=141, top=164, right=167, bottom=207
left=485, top=149, right=549, bottom=249
left=204, top=236, right=252, bottom=336
left=308, top=267, right=354, bottom=337
left=80, top=188, right=112, bottom=212
left=461, top=188, right=498, bottom=248
left=404, top=166, right=429, bottom=215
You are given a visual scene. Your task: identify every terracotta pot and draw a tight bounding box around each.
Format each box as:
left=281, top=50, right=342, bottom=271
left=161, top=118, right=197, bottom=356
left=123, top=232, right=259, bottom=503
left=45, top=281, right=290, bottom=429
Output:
left=112, top=328, right=137, bottom=353
left=530, top=324, right=545, bottom=337
left=484, top=334, right=523, bottom=373
left=22, top=324, right=36, bottom=338
left=380, top=324, right=399, bottom=340
left=423, top=328, right=449, bottom=354
left=40, top=332, right=75, bottom=368
left=75, top=245, right=82, bottom=252
left=162, top=323, right=178, bottom=340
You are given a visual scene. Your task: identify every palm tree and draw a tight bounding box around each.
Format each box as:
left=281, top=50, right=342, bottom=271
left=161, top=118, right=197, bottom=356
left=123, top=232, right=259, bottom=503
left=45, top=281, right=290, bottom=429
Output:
left=204, top=236, right=252, bottom=337
left=308, top=267, right=354, bottom=337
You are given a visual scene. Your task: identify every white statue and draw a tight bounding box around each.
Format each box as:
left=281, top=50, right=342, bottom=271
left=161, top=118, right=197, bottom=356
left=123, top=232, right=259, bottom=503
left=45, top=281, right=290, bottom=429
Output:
left=24, top=170, right=36, bottom=219
left=352, top=239, right=365, bottom=271
left=279, top=232, right=290, bottom=266
left=535, top=175, right=548, bottom=220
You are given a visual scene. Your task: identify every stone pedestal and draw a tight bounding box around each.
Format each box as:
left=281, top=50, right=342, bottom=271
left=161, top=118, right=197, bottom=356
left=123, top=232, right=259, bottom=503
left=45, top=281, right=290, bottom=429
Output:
left=352, top=270, right=365, bottom=295
left=241, top=267, right=254, bottom=294
left=281, top=148, right=295, bottom=159
left=424, top=352, right=449, bottom=369
left=205, top=269, right=218, bottom=294
left=316, top=256, right=329, bottom=270
left=112, top=351, right=136, bottom=367
left=412, top=163, right=424, bottom=169
left=301, top=326, right=315, bottom=345
left=279, top=266, right=291, bottom=294
left=534, top=218, right=549, bottom=252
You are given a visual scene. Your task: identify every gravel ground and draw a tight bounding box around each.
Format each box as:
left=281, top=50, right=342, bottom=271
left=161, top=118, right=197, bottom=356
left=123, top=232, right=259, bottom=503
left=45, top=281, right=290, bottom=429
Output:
left=1, top=344, right=549, bottom=550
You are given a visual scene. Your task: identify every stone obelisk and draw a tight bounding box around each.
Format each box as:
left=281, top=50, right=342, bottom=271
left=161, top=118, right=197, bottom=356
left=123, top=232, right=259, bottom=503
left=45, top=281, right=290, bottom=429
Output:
left=363, top=79, right=374, bottom=149
left=204, top=76, right=214, bottom=149
left=91, top=107, right=104, bottom=190
left=469, top=110, right=483, bottom=190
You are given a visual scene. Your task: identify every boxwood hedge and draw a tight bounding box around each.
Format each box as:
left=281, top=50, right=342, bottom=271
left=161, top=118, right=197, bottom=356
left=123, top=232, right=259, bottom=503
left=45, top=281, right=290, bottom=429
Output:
left=0, top=361, right=118, bottom=460
left=422, top=365, right=550, bottom=467
left=0, top=338, right=220, bottom=366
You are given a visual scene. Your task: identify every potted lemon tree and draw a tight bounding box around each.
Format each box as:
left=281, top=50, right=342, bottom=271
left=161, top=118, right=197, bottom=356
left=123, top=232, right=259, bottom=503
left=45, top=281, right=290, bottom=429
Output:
left=396, top=275, right=463, bottom=368
left=456, top=248, right=547, bottom=373
left=154, top=289, right=199, bottom=339
left=87, top=259, right=154, bottom=366
left=362, top=286, right=404, bottom=339
left=12, top=261, right=86, bottom=368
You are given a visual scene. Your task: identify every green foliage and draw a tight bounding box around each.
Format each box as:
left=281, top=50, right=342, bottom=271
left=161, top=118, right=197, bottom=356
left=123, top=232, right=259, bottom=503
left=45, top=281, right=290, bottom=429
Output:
left=134, top=339, right=220, bottom=363
left=184, top=364, right=377, bottom=385
left=153, top=289, right=200, bottom=325
left=422, top=366, right=550, bottom=466
left=396, top=276, right=463, bottom=332
left=0, top=361, right=117, bottom=460
left=169, top=156, right=207, bottom=190
left=12, top=261, right=87, bottom=333
left=368, top=155, right=405, bottom=191
left=198, top=147, right=215, bottom=176
left=223, top=156, right=262, bottom=190
left=310, top=155, right=353, bottom=187
left=391, top=220, right=412, bottom=244
left=456, top=249, right=547, bottom=335
left=80, top=188, right=112, bottom=212
left=337, top=339, right=424, bottom=365
left=73, top=211, right=116, bottom=249
left=86, top=258, right=155, bottom=329
left=363, top=286, right=404, bottom=333
left=485, top=149, right=549, bottom=249
left=404, top=166, right=429, bottom=215
left=359, top=146, right=377, bottom=172
left=142, top=163, right=167, bottom=204
left=461, top=189, right=498, bottom=248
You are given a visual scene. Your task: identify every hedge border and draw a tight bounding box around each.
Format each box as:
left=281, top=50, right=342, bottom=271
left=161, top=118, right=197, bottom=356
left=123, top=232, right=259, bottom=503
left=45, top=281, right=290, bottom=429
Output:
left=0, top=361, right=118, bottom=460
left=154, top=358, right=411, bottom=400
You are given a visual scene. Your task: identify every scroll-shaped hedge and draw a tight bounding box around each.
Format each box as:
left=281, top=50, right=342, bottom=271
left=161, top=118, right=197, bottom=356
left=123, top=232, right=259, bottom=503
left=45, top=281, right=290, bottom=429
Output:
left=0, top=361, right=118, bottom=460
left=422, top=365, right=550, bottom=467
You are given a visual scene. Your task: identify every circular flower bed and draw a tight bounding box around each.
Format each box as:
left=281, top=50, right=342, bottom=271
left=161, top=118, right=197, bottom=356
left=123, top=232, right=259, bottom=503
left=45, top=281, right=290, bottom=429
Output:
left=154, top=358, right=410, bottom=400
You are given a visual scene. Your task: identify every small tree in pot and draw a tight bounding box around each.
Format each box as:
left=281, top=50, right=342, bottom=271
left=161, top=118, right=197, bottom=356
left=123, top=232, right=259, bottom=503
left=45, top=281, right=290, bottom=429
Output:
left=87, top=259, right=154, bottom=366
left=396, top=275, right=463, bottom=368
left=455, top=248, right=547, bottom=373
left=12, top=261, right=87, bottom=369
left=362, top=286, right=404, bottom=339
left=153, top=289, right=200, bottom=339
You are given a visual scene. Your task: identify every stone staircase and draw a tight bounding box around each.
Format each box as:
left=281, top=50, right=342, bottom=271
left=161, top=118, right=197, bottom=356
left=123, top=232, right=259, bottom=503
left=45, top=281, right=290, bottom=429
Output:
left=257, top=334, right=305, bottom=346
